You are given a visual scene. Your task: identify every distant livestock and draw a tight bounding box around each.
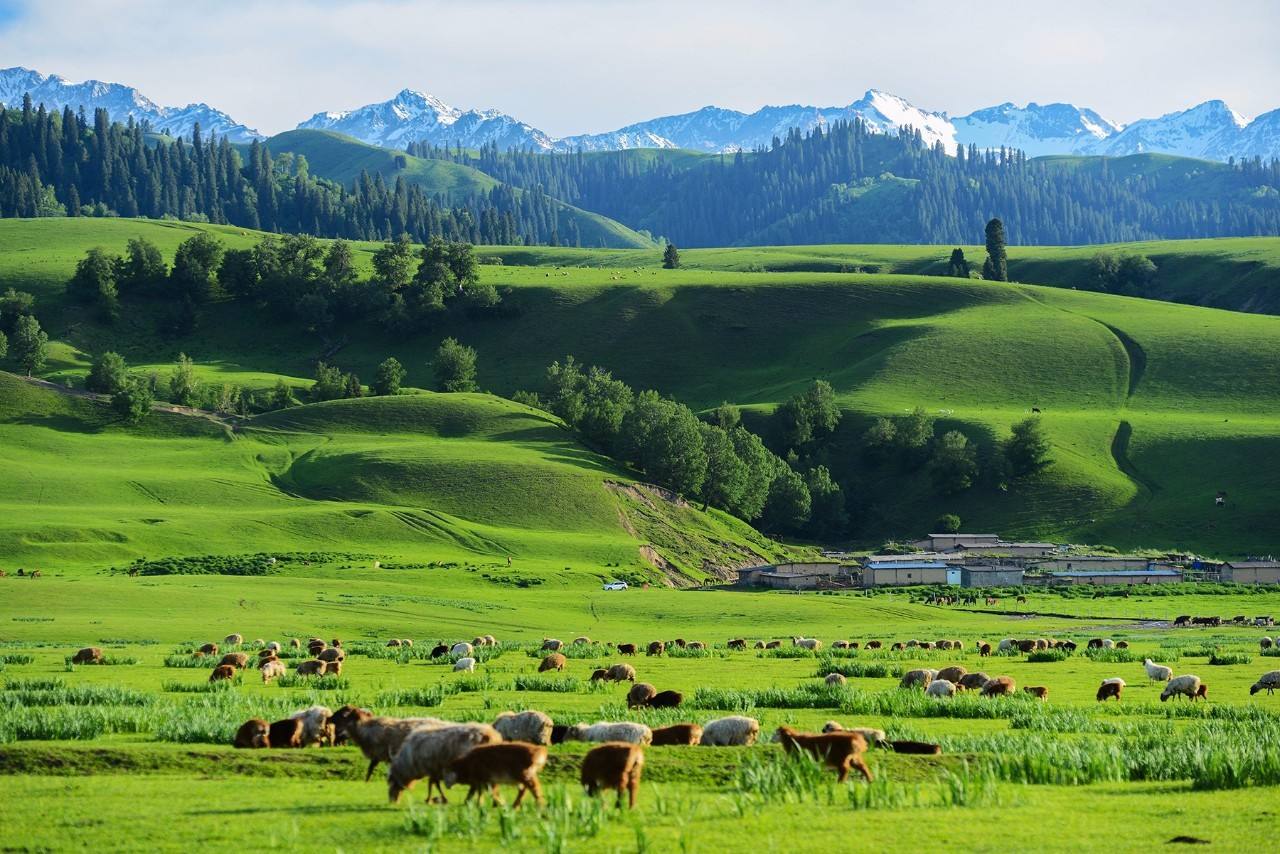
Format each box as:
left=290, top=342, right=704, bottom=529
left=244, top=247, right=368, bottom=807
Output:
left=1097, top=677, right=1126, bottom=702
left=71, top=647, right=103, bottom=665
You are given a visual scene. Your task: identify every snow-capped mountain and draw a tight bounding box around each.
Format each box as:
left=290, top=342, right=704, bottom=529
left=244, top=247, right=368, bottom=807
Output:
left=1085, top=100, right=1246, bottom=159
left=0, top=66, right=263, bottom=143
left=952, top=102, right=1122, bottom=156
left=298, top=89, right=555, bottom=151
left=561, top=90, right=958, bottom=154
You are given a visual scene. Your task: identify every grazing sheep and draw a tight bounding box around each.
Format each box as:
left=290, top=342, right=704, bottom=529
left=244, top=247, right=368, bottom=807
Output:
left=647, top=690, right=683, bottom=709
left=607, top=663, right=636, bottom=682
left=538, top=653, right=567, bottom=673
left=646, top=641, right=665, bottom=656
left=650, top=724, right=703, bottom=746
left=451, top=642, right=474, bottom=658
left=71, top=647, right=103, bottom=665
left=257, top=648, right=278, bottom=660
left=1116, top=641, right=1129, bottom=649
left=958, top=672, right=992, bottom=691
left=573, top=636, right=592, bottom=645
left=825, top=673, right=848, bottom=687
left=296, top=659, right=327, bottom=677
left=1102, top=639, right=1115, bottom=649
left=564, top=722, right=653, bottom=745
left=453, top=657, right=476, bottom=673
left=926, top=679, right=957, bottom=698
left=626, top=683, right=657, bottom=709
left=590, top=668, right=610, bottom=682
left=324, top=660, right=343, bottom=677
left=1261, top=637, right=1274, bottom=651
left=308, top=642, right=326, bottom=657
left=291, top=705, right=335, bottom=746
left=979, top=642, right=992, bottom=657
left=267, top=718, right=305, bottom=748
left=259, top=658, right=286, bottom=683
left=1096, top=677, right=1126, bottom=702
left=233, top=718, right=269, bottom=748
left=386, top=639, right=403, bottom=648
left=727, top=639, right=746, bottom=650
left=699, top=716, right=760, bottom=746
left=1143, top=659, right=1174, bottom=682
left=899, top=669, right=935, bottom=689
left=550, top=725, right=568, bottom=744
left=443, top=742, right=548, bottom=807
left=197, top=643, right=218, bottom=656
left=981, top=676, right=1016, bottom=696
left=1060, top=640, right=1078, bottom=652
left=753, top=641, right=765, bottom=649
left=765, top=640, right=782, bottom=649
left=1249, top=671, right=1280, bottom=695
left=493, top=710, right=554, bottom=745
left=329, top=706, right=450, bottom=780
left=998, top=639, right=1015, bottom=652
left=540, top=638, right=563, bottom=651
left=219, top=652, right=250, bottom=669
left=472, top=636, right=487, bottom=647
left=289, top=638, right=301, bottom=648
left=266, top=641, right=281, bottom=652
left=891, top=642, right=906, bottom=651
left=209, top=664, right=237, bottom=683
left=430, top=644, right=450, bottom=659
left=1017, top=639, right=1036, bottom=653
left=618, top=643, right=638, bottom=655
left=672, top=638, right=687, bottom=648
left=402, top=639, right=414, bottom=647
left=388, top=723, right=503, bottom=804
left=317, top=647, right=344, bottom=664
left=891, top=740, right=942, bottom=755
left=224, top=633, right=243, bottom=645
left=774, top=726, right=872, bottom=783
left=1087, top=638, right=1105, bottom=649
left=792, top=637, right=822, bottom=651
left=864, top=641, right=882, bottom=650
left=936, top=665, right=967, bottom=684
left=1161, top=675, right=1204, bottom=702
left=580, top=742, right=645, bottom=808
left=1023, top=686, right=1049, bottom=700
left=819, top=723, right=888, bottom=748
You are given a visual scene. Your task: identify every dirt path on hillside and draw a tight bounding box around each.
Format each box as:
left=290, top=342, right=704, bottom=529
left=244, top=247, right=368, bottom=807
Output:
left=17, top=374, right=243, bottom=431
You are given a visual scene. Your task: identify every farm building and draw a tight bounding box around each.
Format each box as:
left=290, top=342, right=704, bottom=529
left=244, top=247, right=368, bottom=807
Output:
left=1043, top=568, right=1184, bottom=586
left=911, top=533, right=1000, bottom=552
left=1220, top=561, right=1280, bottom=585
left=1032, top=556, right=1157, bottom=572
left=862, top=558, right=959, bottom=587
left=955, top=541, right=1057, bottom=558
left=960, top=565, right=1026, bottom=587
left=735, top=562, right=849, bottom=590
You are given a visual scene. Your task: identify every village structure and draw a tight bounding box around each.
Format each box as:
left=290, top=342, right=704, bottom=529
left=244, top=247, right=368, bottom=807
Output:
left=735, top=532, right=1280, bottom=590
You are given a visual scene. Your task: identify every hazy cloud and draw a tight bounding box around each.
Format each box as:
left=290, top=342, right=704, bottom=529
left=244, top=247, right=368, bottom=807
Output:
left=1, top=0, right=1276, bottom=136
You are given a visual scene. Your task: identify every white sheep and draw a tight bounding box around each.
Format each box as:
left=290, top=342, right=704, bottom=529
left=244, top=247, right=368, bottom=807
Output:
left=792, top=637, right=822, bottom=651
left=1102, top=638, right=1115, bottom=649
left=1249, top=670, right=1280, bottom=695
left=387, top=723, right=502, bottom=803
left=825, top=672, right=847, bottom=686
left=330, top=706, right=450, bottom=781
left=1142, top=658, right=1173, bottom=682
left=266, top=641, right=281, bottom=652
left=997, top=638, right=1015, bottom=651
left=899, top=668, right=936, bottom=689
left=925, top=679, right=957, bottom=698
left=492, top=710, right=554, bottom=745
left=1160, top=674, right=1204, bottom=702
left=290, top=705, right=333, bottom=746
left=451, top=642, right=474, bottom=658
left=698, top=716, right=761, bottom=746
left=453, top=656, right=476, bottom=672
left=259, top=658, right=286, bottom=684
left=572, top=636, right=592, bottom=645
left=563, top=721, right=652, bottom=745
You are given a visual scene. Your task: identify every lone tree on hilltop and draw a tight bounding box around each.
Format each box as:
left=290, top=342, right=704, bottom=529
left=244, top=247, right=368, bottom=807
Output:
left=434, top=338, right=478, bottom=392
left=662, top=243, right=681, bottom=269
left=373, top=357, right=407, bottom=396
left=1005, top=416, right=1053, bottom=477
left=947, top=248, right=970, bottom=278
left=982, top=218, right=1008, bottom=282
left=12, top=315, right=48, bottom=376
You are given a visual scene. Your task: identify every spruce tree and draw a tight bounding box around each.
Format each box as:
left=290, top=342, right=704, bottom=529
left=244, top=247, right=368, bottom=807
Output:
left=982, top=218, right=1008, bottom=281
left=662, top=243, right=680, bottom=269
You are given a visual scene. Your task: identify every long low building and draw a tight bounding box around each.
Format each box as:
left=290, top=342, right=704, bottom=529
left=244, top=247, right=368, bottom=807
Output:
left=1221, top=561, right=1280, bottom=585
left=736, top=562, right=850, bottom=590
left=1042, top=568, right=1184, bottom=586
left=863, top=559, right=960, bottom=587
left=960, top=565, right=1026, bottom=587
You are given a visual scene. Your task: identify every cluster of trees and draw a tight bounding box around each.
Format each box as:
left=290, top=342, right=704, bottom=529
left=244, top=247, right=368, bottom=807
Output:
left=419, top=123, right=1280, bottom=246
left=514, top=357, right=839, bottom=537
left=0, top=99, right=584, bottom=246
left=1085, top=251, right=1158, bottom=294
left=67, top=232, right=498, bottom=335
left=0, top=287, right=45, bottom=375
left=863, top=408, right=1052, bottom=494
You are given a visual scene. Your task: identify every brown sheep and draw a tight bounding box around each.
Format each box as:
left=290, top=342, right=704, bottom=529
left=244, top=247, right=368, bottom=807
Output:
left=936, top=666, right=967, bottom=684
left=764, top=640, right=782, bottom=649
left=443, top=743, right=548, bottom=808
left=774, top=726, right=872, bottom=783
left=580, top=742, right=645, bottom=808
left=646, top=641, right=665, bottom=656
left=646, top=690, right=683, bottom=709
left=538, top=653, right=567, bottom=673
left=1115, top=641, right=1129, bottom=649
left=891, top=642, right=905, bottom=651
left=289, top=638, right=301, bottom=648
left=323, top=659, right=343, bottom=677
left=209, top=664, right=237, bottom=683
left=890, top=740, right=942, bottom=755
left=607, top=663, right=636, bottom=682
left=317, top=647, right=343, bottom=663
left=296, top=659, right=327, bottom=677
left=979, top=642, right=992, bottom=657
left=865, top=641, right=882, bottom=650
left=71, top=647, right=103, bottom=665
left=650, top=724, right=703, bottom=746
left=257, top=648, right=278, bottom=660
left=981, top=676, right=1016, bottom=696
left=626, top=683, right=657, bottom=709
left=267, top=718, right=305, bottom=748
left=1017, top=639, right=1036, bottom=653
left=617, top=643, right=638, bottom=655
left=958, top=672, right=991, bottom=691
left=198, top=642, right=218, bottom=656
left=1097, top=678, right=1125, bottom=702
left=386, top=639, right=403, bottom=648
left=234, top=718, right=270, bottom=748
left=218, top=652, right=250, bottom=669
left=727, top=639, right=746, bottom=650
left=590, top=668, right=610, bottom=682
left=1023, top=686, right=1049, bottom=700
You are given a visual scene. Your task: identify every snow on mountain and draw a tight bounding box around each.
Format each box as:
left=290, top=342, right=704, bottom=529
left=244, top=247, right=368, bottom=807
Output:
left=0, top=66, right=263, bottom=143
left=953, top=102, right=1122, bottom=156
left=1086, top=100, right=1248, bottom=159
left=298, top=89, right=555, bottom=151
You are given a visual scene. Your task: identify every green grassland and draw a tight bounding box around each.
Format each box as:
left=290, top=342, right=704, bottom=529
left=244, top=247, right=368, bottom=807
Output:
left=3, top=218, right=1280, bottom=554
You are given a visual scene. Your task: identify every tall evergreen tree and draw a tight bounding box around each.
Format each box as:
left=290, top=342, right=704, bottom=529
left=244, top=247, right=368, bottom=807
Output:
left=982, top=218, right=1008, bottom=282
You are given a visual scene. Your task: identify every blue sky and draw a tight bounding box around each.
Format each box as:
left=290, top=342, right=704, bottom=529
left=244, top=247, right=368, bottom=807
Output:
left=1, top=0, right=1277, bottom=136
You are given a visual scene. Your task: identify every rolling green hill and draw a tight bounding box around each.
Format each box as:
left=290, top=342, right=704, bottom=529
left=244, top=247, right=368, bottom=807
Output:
left=264, top=129, right=658, bottom=250
left=3, top=218, right=1279, bottom=556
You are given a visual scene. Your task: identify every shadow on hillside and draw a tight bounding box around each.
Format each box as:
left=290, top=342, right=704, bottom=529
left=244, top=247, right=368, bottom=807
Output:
left=6, top=413, right=102, bottom=434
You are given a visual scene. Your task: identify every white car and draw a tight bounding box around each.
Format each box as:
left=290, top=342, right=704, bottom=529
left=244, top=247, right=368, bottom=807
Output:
left=602, top=581, right=628, bottom=591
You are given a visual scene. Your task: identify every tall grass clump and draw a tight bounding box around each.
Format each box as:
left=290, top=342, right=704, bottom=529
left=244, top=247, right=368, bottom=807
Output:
left=162, top=679, right=236, bottom=694
left=817, top=659, right=901, bottom=679
left=1082, top=647, right=1137, bottom=663
left=0, top=705, right=159, bottom=741
left=275, top=674, right=351, bottom=690
left=513, top=675, right=585, bottom=693
left=1208, top=652, right=1251, bottom=665
left=164, top=654, right=217, bottom=669
left=1, top=683, right=153, bottom=707
left=376, top=684, right=459, bottom=707
left=664, top=645, right=721, bottom=659
left=0, top=654, right=35, bottom=665
left=153, top=692, right=319, bottom=743
left=691, top=683, right=851, bottom=710
left=1026, top=649, right=1069, bottom=663
left=755, top=646, right=816, bottom=659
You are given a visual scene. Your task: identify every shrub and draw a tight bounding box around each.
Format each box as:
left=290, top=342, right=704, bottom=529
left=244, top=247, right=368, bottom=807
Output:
left=1027, top=650, right=1068, bottom=663
left=1208, top=652, right=1251, bottom=666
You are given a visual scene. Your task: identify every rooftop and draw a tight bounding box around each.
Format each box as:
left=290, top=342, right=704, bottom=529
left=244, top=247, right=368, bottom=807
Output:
left=1048, top=569, right=1182, bottom=578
